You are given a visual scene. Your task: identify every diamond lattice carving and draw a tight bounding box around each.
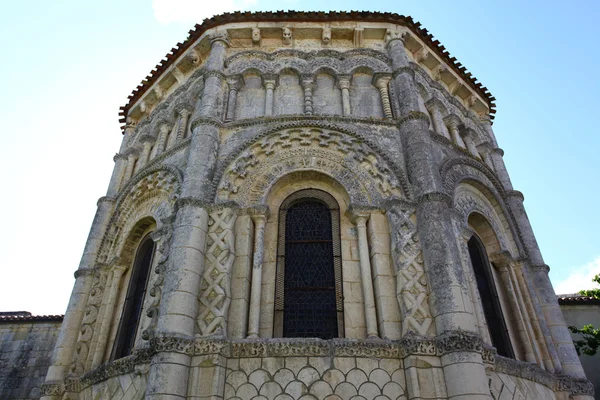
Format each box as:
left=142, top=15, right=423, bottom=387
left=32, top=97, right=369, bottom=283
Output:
left=388, top=208, right=434, bottom=336
left=197, top=208, right=237, bottom=336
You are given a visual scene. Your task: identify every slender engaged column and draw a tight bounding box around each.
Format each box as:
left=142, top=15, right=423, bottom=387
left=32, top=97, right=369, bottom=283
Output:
left=489, top=148, right=513, bottom=191
left=225, top=76, right=242, bottom=122
left=337, top=75, right=351, bottom=116
left=477, top=142, right=496, bottom=170
left=374, top=74, right=393, bottom=119
left=173, top=108, right=190, bottom=142
left=443, top=115, right=465, bottom=149
left=263, top=75, right=277, bottom=117
left=301, top=75, right=314, bottom=115
left=492, top=255, right=536, bottom=362
left=425, top=98, right=450, bottom=139
left=352, top=212, right=379, bottom=339
left=460, top=128, right=482, bottom=159
left=91, top=266, right=126, bottom=368
left=387, top=30, right=491, bottom=399
left=146, top=32, right=230, bottom=400
left=138, top=136, right=153, bottom=168
left=155, top=123, right=170, bottom=156
left=247, top=213, right=267, bottom=338
left=123, top=150, right=139, bottom=181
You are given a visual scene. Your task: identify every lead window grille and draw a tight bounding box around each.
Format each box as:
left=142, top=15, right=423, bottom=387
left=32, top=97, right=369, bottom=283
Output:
left=468, top=235, right=514, bottom=358
left=274, top=189, right=344, bottom=339
left=112, top=235, right=155, bottom=359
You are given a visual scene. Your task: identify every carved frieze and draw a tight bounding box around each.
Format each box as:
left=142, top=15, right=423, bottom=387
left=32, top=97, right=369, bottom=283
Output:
left=217, top=127, right=405, bottom=207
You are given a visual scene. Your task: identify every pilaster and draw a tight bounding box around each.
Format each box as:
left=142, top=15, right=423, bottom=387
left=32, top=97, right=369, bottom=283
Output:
left=145, top=32, right=230, bottom=400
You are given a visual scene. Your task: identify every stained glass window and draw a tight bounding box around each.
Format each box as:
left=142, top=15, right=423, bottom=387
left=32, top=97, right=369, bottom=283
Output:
left=274, top=189, right=343, bottom=339
left=468, top=235, right=514, bottom=358
left=112, top=236, right=155, bottom=359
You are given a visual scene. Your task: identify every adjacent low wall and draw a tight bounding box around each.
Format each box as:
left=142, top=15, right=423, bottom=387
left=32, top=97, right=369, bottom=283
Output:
left=0, top=313, right=63, bottom=399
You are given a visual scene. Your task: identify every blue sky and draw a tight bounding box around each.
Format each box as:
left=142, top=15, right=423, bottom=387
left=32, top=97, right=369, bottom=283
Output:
left=0, top=0, right=598, bottom=314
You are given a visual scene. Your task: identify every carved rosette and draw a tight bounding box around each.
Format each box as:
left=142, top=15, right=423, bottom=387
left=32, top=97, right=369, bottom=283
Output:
left=197, top=207, right=237, bottom=336
left=387, top=208, right=434, bottom=336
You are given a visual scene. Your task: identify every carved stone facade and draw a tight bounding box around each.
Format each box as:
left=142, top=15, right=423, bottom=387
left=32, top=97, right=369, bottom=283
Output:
left=37, top=11, right=593, bottom=400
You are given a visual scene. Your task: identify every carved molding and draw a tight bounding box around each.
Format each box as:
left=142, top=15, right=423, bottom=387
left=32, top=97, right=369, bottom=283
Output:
left=216, top=126, right=411, bottom=207
left=52, top=334, right=594, bottom=398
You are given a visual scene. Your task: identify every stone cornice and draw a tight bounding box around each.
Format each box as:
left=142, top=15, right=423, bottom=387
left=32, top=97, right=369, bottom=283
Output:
left=119, top=11, right=496, bottom=129
left=50, top=333, right=593, bottom=398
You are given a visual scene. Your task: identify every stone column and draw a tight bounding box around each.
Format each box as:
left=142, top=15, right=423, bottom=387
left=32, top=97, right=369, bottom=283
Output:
left=145, top=32, right=230, bottom=400
left=107, top=154, right=127, bottom=197
left=301, top=75, right=314, bottom=115
left=489, top=148, right=513, bottom=191
left=456, top=224, right=491, bottom=344
left=91, top=265, right=126, bottom=368
left=367, top=211, right=401, bottom=340
left=506, top=190, right=585, bottom=378
left=443, top=114, right=465, bottom=149
left=491, top=254, right=536, bottom=363
left=425, top=98, right=450, bottom=140
left=263, top=74, right=277, bottom=117
left=477, top=142, right=495, bottom=170
left=337, top=75, right=351, bottom=116
left=138, top=136, right=153, bottom=168
left=155, top=123, right=171, bottom=156
left=247, top=211, right=268, bottom=338
left=387, top=30, right=492, bottom=399
left=175, top=108, right=191, bottom=142
left=41, top=197, right=116, bottom=399
left=123, top=149, right=139, bottom=182
left=374, top=73, right=393, bottom=119
left=460, top=128, right=481, bottom=159
left=351, top=210, right=379, bottom=339
left=225, top=75, right=242, bottom=122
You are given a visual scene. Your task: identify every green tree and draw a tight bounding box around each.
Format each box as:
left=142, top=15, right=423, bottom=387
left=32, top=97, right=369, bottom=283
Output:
left=568, top=274, right=600, bottom=356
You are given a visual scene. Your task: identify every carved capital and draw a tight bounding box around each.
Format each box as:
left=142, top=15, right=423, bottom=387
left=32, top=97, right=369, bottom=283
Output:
left=300, top=74, right=315, bottom=89
left=373, top=72, right=392, bottom=88
left=209, top=32, right=230, bottom=47
left=227, top=74, right=244, bottom=91
left=249, top=205, right=270, bottom=221
left=385, top=29, right=407, bottom=46
left=139, top=133, right=155, bottom=143
left=459, top=127, right=477, bottom=139
left=96, top=196, right=115, bottom=206
left=424, top=97, right=444, bottom=112
left=529, top=264, right=551, bottom=274
left=492, top=147, right=505, bottom=156
left=443, top=114, right=462, bottom=131
left=74, top=268, right=94, bottom=279
left=336, top=74, right=351, bottom=90
left=262, top=74, right=278, bottom=90
left=113, top=153, right=127, bottom=162
left=159, top=123, right=172, bottom=135
left=506, top=190, right=524, bottom=201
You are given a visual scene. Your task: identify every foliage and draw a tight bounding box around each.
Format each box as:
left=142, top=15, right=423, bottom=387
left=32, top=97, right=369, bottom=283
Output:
left=567, top=274, right=600, bottom=356
left=578, top=274, right=600, bottom=299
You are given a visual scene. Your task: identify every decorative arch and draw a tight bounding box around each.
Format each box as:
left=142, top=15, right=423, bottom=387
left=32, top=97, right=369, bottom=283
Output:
left=441, top=158, right=523, bottom=256
left=97, top=166, right=182, bottom=265
left=215, top=126, right=410, bottom=207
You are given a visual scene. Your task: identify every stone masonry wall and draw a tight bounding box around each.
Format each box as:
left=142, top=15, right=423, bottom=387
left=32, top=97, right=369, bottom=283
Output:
left=0, top=318, right=62, bottom=399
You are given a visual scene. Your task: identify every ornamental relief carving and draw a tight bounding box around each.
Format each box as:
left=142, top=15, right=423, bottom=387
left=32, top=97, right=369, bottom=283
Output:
left=387, top=207, right=435, bottom=336
left=197, top=207, right=237, bottom=337
left=97, top=168, right=181, bottom=265
left=69, top=270, right=107, bottom=376
left=225, top=48, right=391, bottom=76
left=216, top=128, right=406, bottom=207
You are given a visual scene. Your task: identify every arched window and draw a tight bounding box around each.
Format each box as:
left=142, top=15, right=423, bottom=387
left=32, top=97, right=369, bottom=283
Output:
left=112, top=235, right=155, bottom=359
left=274, top=189, right=343, bottom=339
left=468, top=235, right=514, bottom=358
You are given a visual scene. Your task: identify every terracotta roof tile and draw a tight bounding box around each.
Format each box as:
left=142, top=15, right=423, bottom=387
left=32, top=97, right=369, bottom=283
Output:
left=557, top=294, right=600, bottom=305
left=0, top=312, right=64, bottom=323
